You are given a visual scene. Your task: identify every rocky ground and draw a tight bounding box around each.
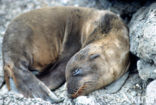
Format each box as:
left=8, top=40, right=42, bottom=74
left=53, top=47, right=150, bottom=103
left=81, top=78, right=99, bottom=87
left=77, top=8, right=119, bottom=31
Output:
left=0, top=0, right=156, bottom=105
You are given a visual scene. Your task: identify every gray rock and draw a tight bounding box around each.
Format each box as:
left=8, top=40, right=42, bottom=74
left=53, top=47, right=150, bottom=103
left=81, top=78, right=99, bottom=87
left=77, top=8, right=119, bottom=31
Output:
left=146, top=80, right=156, bottom=105
left=137, top=60, right=156, bottom=80
left=1, top=74, right=144, bottom=105
left=98, top=0, right=154, bottom=23
left=0, top=85, right=8, bottom=94
left=0, top=92, right=52, bottom=105
left=52, top=0, right=97, bottom=8
left=54, top=74, right=145, bottom=105
left=0, top=36, right=3, bottom=87
left=129, top=3, right=156, bottom=80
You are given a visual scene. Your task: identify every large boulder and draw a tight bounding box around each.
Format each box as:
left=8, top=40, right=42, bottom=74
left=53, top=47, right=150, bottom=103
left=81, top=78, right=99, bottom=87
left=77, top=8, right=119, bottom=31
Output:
left=129, top=3, right=156, bottom=80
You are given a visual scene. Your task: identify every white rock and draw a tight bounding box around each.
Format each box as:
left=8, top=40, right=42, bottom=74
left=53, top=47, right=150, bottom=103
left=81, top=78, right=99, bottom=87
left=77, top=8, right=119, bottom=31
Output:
left=146, top=80, right=156, bottom=105
left=0, top=92, right=52, bottom=105
left=74, top=96, right=97, bottom=105
left=54, top=74, right=144, bottom=105
left=129, top=3, right=156, bottom=80
left=137, top=60, right=156, bottom=80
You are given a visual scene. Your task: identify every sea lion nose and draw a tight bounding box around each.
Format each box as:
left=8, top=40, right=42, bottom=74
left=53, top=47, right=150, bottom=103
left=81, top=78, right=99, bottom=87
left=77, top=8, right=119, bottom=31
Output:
left=67, top=83, right=74, bottom=95
left=67, top=81, right=79, bottom=98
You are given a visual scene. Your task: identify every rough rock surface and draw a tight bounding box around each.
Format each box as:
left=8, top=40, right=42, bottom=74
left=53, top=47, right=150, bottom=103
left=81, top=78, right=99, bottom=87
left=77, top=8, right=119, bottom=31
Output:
left=0, top=74, right=145, bottom=105
left=137, top=60, right=156, bottom=80
left=55, top=74, right=145, bottom=105
left=98, top=0, right=151, bottom=23
left=0, top=32, right=3, bottom=87
left=129, top=3, right=156, bottom=80
left=146, top=80, right=156, bottom=105
left=0, top=92, right=52, bottom=105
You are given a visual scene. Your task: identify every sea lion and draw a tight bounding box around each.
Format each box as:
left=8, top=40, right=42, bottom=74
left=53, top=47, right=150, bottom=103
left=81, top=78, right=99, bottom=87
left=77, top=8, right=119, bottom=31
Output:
left=2, top=6, right=129, bottom=102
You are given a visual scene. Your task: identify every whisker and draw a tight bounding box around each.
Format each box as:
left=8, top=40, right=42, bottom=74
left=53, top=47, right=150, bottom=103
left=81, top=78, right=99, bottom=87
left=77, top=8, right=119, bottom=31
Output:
left=71, top=84, right=87, bottom=98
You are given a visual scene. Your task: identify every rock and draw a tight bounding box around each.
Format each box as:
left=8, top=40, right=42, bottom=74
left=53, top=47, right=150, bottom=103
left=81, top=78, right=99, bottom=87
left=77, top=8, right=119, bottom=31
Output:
left=129, top=3, right=156, bottom=80
left=146, top=80, right=156, bottom=105
left=74, top=96, right=97, bottom=105
left=0, top=74, right=141, bottom=105
left=0, top=92, right=52, bottom=105
left=0, top=77, right=3, bottom=89
left=54, top=74, right=145, bottom=105
left=137, top=60, right=156, bottom=80
left=0, top=36, right=3, bottom=87
left=0, top=85, right=8, bottom=94
left=53, top=0, right=97, bottom=8
left=98, top=0, right=143, bottom=23
left=98, top=0, right=156, bottom=23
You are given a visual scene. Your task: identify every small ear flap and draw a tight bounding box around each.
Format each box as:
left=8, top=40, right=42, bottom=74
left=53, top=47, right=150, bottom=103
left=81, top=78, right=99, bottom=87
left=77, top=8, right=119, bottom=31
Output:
left=89, top=54, right=100, bottom=61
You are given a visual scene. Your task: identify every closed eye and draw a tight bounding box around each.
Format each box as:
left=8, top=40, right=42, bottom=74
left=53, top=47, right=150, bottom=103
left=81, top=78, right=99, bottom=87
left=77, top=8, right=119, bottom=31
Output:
left=89, top=54, right=100, bottom=61
left=72, top=68, right=83, bottom=76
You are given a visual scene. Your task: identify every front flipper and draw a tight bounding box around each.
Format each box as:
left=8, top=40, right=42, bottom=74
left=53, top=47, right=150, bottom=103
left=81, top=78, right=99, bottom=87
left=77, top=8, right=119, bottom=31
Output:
left=38, top=59, right=67, bottom=90
left=104, top=72, right=129, bottom=94
left=4, top=63, right=63, bottom=103
left=15, top=70, right=63, bottom=103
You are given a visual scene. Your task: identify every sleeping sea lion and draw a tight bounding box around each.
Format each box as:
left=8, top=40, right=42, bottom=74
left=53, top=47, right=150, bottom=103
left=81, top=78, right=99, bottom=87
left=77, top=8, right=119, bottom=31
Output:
left=2, top=6, right=129, bottom=102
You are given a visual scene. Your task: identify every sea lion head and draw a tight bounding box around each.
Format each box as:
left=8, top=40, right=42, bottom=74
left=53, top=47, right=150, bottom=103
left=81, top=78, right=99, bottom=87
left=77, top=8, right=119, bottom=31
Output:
left=65, top=42, right=107, bottom=98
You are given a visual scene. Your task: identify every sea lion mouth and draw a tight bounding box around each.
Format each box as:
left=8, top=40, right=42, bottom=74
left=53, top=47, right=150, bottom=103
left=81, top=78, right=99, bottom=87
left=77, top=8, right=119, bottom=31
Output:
left=70, top=84, right=87, bottom=98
